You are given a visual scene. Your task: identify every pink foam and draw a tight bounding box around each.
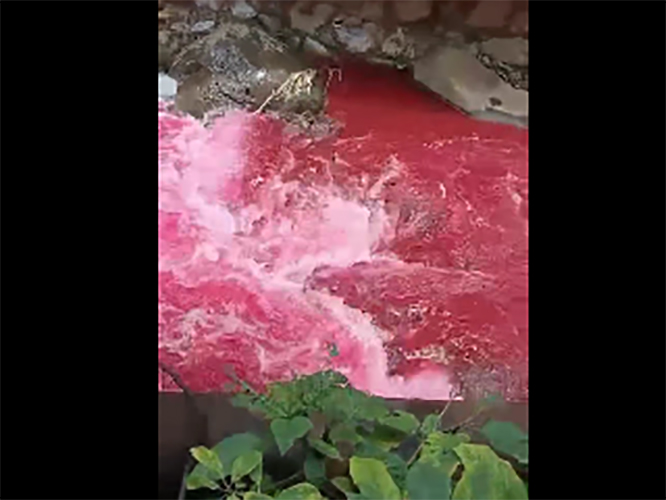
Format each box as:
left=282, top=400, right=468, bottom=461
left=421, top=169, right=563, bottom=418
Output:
left=158, top=63, right=528, bottom=400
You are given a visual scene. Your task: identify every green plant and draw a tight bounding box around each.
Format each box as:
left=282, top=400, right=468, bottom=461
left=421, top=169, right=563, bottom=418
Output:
left=184, top=370, right=528, bottom=500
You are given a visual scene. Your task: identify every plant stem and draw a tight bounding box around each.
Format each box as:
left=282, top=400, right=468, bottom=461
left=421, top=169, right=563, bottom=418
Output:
left=159, top=360, right=195, bottom=398
left=406, top=399, right=453, bottom=466
left=442, top=405, right=485, bottom=433
left=265, top=471, right=304, bottom=493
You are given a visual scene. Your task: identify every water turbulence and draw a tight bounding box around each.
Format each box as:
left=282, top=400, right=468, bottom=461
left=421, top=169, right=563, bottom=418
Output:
left=158, top=64, right=528, bottom=401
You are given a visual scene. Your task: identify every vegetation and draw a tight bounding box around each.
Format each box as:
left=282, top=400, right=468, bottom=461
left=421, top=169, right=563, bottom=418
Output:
left=184, top=370, right=528, bottom=500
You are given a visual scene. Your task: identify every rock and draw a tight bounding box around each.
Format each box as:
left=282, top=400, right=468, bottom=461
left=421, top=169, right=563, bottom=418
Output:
left=393, top=0, right=432, bottom=23
left=302, top=36, right=331, bottom=58
left=476, top=38, right=528, bottom=91
left=476, top=52, right=528, bottom=91
left=170, top=15, right=326, bottom=118
left=257, top=13, right=282, bottom=34
left=381, top=25, right=434, bottom=63
left=158, top=25, right=196, bottom=72
left=333, top=19, right=381, bottom=54
left=289, top=2, right=336, bottom=35
left=230, top=0, right=257, bottom=19
left=413, top=46, right=527, bottom=122
left=175, top=67, right=215, bottom=118
left=159, top=73, right=179, bottom=99
left=190, top=20, right=216, bottom=33
left=466, top=0, right=512, bottom=29
left=479, top=38, right=528, bottom=66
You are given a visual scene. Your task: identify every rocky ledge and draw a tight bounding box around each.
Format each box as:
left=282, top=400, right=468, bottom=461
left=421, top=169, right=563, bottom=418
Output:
left=159, top=0, right=528, bottom=127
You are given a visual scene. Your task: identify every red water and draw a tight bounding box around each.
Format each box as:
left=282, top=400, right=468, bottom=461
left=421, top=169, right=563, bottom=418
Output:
left=158, top=63, right=528, bottom=400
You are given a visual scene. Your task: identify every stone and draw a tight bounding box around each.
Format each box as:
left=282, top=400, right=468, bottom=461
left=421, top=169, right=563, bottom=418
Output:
left=480, top=38, right=528, bottom=66
left=231, top=0, right=257, bottom=20
left=257, top=13, right=282, bottom=34
left=333, top=19, right=381, bottom=54
left=190, top=20, right=216, bottom=33
left=289, top=2, right=336, bottom=35
left=302, top=36, right=331, bottom=58
left=381, top=25, right=434, bottom=63
left=382, top=28, right=414, bottom=60
left=466, top=0, right=512, bottom=29
left=413, top=46, right=527, bottom=121
left=170, top=16, right=326, bottom=118
left=159, top=73, right=179, bottom=99
left=393, top=0, right=432, bottom=23
left=158, top=25, right=196, bottom=72
left=476, top=38, right=528, bottom=91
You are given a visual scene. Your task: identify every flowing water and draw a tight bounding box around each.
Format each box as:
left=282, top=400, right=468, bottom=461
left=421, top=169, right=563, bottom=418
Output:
left=158, top=63, right=528, bottom=401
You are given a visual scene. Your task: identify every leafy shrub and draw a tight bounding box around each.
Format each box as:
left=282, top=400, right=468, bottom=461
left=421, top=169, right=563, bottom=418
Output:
left=184, top=370, right=528, bottom=500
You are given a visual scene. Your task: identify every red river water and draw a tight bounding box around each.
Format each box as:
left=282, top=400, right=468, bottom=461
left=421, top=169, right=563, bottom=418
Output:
left=158, top=63, right=528, bottom=401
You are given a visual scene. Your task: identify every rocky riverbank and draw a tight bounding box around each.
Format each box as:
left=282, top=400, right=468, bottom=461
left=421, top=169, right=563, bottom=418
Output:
left=159, top=0, right=528, bottom=127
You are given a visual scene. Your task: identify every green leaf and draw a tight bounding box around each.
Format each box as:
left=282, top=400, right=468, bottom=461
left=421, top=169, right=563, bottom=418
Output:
left=249, top=458, right=263, bottom=486
left=349, top=457, right=401, bottom=500
left=354, top=439, right=388, bottom=459
left=423, top=431, right=470, bottom=458
left=186, top=464, right=221, bottom=490
left=416, top=432, right=467, bottom=478
left=353, top=442, right=405, bottom=488
left=384, top=453, right=408, bottom=490
left=329, top=423, right=361, bottom=444
left=231, top=392, right=256, bottom=409
left=212, top=433, right=264, bottom=473
left=261, top=474, right=277, bottom=493
left=275, top=482, right=323, bottom=500
left=379, top=410, right=420, bottom=434
left=271, top=417, right=314, bottom=456
left=190, top=446, right=224, bottom=478
left=364, top=424, right=406, bottom=451
left=304, top=452, right=327, bottom=487
left=332, top=478, right=368, bottom=500
left=452, top=444, right=527, bottom=500
left=419, top=413, right=441, bottom=437
left=349, top=389, right=389, bottom=421
left=480, top=420, right=529, bottom=465
left=229, top=495, right=241, bottom=500
left=406, top=461, right=451, bottom=500
left=435, top=452, right=461, bottom=477
left=244, top=493, right=273, bottom=500
left=331, top=476, right=356, bottom=495
left=231, top=450, right=263, bottom=483
left=308, top=412, right=327, bottom=440
left=321, top=388, right=355, bottom=422
left=308, top=438, right=342, bottom=459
